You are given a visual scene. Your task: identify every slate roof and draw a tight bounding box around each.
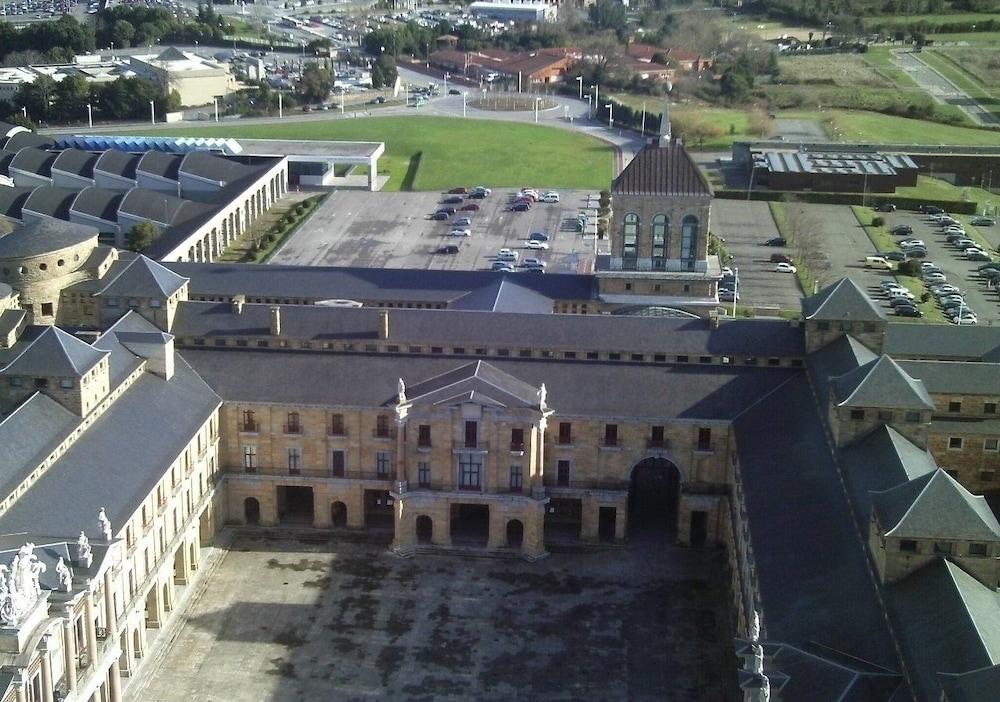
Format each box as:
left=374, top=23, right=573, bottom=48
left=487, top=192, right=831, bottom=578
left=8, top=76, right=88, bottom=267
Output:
left=883, top=324, right=1000, bottom=362
left=1, top=325, right=108, bottom=378
left=404, top=360, right=541, bottom=408
left=0, top=149, right=16, bottom=176
left=178, top=151, right=255, bottom=184
left=897, top=360, right=1000, bottom=396
left=170, top=301, right=806, bottom=358
left=22, top=186, right=80, bottom=219
left=0, top=392, right=79, bottom=503
left=96, top=255, right=188, bottom=299
left=0, top=309, right=25, bottom=340
left=0, top=355, right=220, bottom=535
left=93, top=313, right=149, bottom=384
left=611, top=143, right=713, bottom=197
left=871, top=469, right=1000, bottom=541
left=4, top=132, right=53, bottom=152
left=448, top=278, right=555, bottom=313
left=802, top=278, right=885, bottom=322
left=938, top=664, right=1000, bottom=702
left=179, top=348, right=795, bottom=420
left=51, top=149, right=99, bottom=178
left=93, top=149, right=140, bottom=180
left=70, top=186, right=125, bottom=223
left=136, top=151, right=182, bottom=180
left=0, top=217, right=97, bottom=259
left=167, top=262, right=600, bottom=305
left=9, top=147, right=57, bottom=178
left=832, top=355, right=934, bottom=411
left=889, top=560, right=1000, bottom=699
left=118, top=188, right=187, bottom=225
left=0, top=186, right=32, bottom=220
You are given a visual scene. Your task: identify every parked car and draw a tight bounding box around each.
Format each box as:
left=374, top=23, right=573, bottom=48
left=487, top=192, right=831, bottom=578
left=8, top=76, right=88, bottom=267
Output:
left=461, top=203, right=480, bottom=211
left=510, top=202, right=531, bottom=212
left=774, top=262, right=797, bottom=273
left=449, top=228, right=471, bottom=237
left=522, top=257, right=546, bottom=268
left=539, top=192, right=560, bottom=203
left=526, top=240, right=549, bottom=250
left=891, top=225, right=913, bottom=235
left=930, top=284, right=961, bottom=297
left=430, top=211, right=449, bottom=221
left=529, top=232, right=550, bottom=242
left=951, top=314, right=978, bottom=325
left=442, top=196, right=464, bottom=205
left=919, top=205, right=944, bottom=214
left=719, top=290, right=739, bottom=302
left=899, top=239, right=925, bottom=249
left=436, top=245, right=460, bottom=254
left=491, top=263, right=515, bottom=273
left=437, top=207, right=456, bottom=216
left=770, top=253, right=793, bottom=264
left=448, top=187, right=468, bottom=195
left=453, top=217, right=471, bottom=227
left=923, top=272, right=947, bottom=283
left=967, top=250, right=993, bottom=261
left=469, top=190, right=488, bottom=199
left=496, top=248, right=519, bottom=261
left=905, top=248, right=928, bottom=258
left=895, top=305, right=922, bottom=317
left=875, top=203, right=897, bottom=212
left=883, top=251, right=906, bottom=262
left=889, top=296, right=916, bottom=307
left=472, top=186, right=492, bottom=196
left=764, top=237, right=787, bottom=247
left=448, top=88, right=461, bottom=95
left=971, top=217, right=996, bottom=226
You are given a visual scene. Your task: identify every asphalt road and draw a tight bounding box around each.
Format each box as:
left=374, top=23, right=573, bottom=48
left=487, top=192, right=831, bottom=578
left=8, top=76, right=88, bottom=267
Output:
left=271, top=189, right=599, bottom=274
left=783, top=202, right=883, bottom=294
left=893, top=49, right=999, bottom=127
left=710, top=200, right=802, bottom=310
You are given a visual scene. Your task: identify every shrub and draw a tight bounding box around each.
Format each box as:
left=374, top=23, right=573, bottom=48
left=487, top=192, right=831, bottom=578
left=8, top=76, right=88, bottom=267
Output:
left=898, top=259, right=922, bottom=277
left=872, top=216, right=885, bottom=227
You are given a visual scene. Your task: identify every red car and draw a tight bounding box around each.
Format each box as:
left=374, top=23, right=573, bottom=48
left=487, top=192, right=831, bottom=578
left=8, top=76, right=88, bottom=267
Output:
left=770, top=253, right=793, bottom=264
left=461, top=203, right=480, bottom=211
left=448, top=187, right=468, bottom=194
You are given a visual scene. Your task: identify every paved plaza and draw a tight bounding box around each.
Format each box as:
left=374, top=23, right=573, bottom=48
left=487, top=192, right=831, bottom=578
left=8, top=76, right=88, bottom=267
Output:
left=129, top=532, right=733, bottom=702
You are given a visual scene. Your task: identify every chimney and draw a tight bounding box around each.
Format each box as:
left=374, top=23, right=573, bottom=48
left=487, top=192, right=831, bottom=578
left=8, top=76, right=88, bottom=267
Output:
left=270, top=305, right=281, bottom=336
left=120, top=332, right=175, bottom=381
left=379, top=309, right=389, bottom=340
left=231, top=294, right=245, bottom=314
left=709, top=310, right=721, bottom=329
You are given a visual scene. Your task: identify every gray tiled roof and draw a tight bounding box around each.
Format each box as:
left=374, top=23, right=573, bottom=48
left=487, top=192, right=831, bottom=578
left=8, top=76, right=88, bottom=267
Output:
left=0, top=218, right=97, bottom=259
left=404, top=360, right=540, bottom=408
left=136, top=151, right=182, bottom=180
left=9, top=147, right=57, bottom=177
left=938, top=664, right=1000, bottom=702
left=0, top=355, right=220, bottom=535
left=872, top=469, right=1000, bottom=541
left=21, top=186, right=79, bottom=219
left=1, top=325, right=107, bottom=378
left=171, top=302, right=806, bottom=358
left=0, top=149, right=17, bottom=176
left=897, top=360, right=1000, bottom=396
left=884, top=324, right=1000, bottom=362
left=0, top=309, right=25, bottom=339
left=93, top=313, right=148, bottom=385
left=118, top=188, right=187, bottom=225
left=178, top=151, right=256, bottom=184
left=802, top=278, right=885, bottom=322
left=889, top=559, right=1000, bottom=698
left=0, top=186, right=32, bottom=220
left=70, top=186, right=125, bottom=223
left=832, top=356, right=934, bottom=411
left=0, top=391, right=79, bottom=503
left=93, top=149, right=140, bottom=180
left=96, top=255, right=188, bottom=299
left=4, top=132, right=53, bottom=152
left=51, top=149, right=99, bottom=178
left=611, top=143, right=712, bottom=197
left=448, top=278, right=555, bottom=313
left=178, top=348, right=795, bottom=420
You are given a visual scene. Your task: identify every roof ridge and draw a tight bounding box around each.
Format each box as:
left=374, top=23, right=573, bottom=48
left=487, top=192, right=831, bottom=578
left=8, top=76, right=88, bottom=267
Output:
left=942, top=560, right=998, bottom=665
left=94, top=255, right=141, bottom=297
left=887, top=470, right=940, bottom=532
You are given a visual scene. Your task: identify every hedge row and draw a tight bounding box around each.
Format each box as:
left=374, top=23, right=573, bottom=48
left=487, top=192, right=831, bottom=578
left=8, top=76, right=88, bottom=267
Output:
left=715, top=189, right=978, bottom=214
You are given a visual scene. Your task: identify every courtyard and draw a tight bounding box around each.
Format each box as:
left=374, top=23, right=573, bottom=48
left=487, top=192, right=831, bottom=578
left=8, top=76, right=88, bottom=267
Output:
left=128, top=532, right=733, bottom=702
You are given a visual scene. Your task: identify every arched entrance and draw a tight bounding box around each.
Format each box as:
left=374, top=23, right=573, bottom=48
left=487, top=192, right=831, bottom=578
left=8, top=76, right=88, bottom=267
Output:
left=506, top=519, right=524, bottom=549
left=416, top=515, right=433, bottom=544
left=244, top=497, right=260, bottom=525
left=132, top=629, right=142, bottom=658
left=628, top=457, right=681, bottom=539
left=331, top=501, right=347, bottom=528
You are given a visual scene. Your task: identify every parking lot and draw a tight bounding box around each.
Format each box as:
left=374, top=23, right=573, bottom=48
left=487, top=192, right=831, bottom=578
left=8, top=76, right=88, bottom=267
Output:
left=271, top=189, right=598, bottom=274
left=874, top=209, right=1000, bottom=323
left=710, top=200, right=803, bottom=310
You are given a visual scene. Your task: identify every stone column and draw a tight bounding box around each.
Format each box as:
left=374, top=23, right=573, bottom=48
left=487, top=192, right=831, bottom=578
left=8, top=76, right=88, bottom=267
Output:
left=108, top=657, right=123, bottom=702
left=522, top=501, right=548, bottom=561
left=313, top=488, right=331, bottom=528
left=13, top=681, right=25, bottom=702
left=103, top=570, right=117, bottom=634
left=615, top=499, right=628, bottom=542
left=368, top=157, right=377, bottom=191
left=433, top=504, right=452, bottom=547
left=486, top=505, right=505, bottom=550
left=580, top=496, right=599, bottom=543
left=394, top=418, right=406, bottom=484
left=346, top=485, right=365, bottom=530
left=84, top=593, right=98, bottom=668
left=532, top=417, right=547, bottom=495
left=40, top=643, right=54, bottom=702
left=63, top=619, right=77, bottom=694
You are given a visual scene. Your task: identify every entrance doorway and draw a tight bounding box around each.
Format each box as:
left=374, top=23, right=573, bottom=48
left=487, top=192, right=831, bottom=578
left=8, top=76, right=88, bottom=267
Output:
left=416, top=515, right=433, bottom=544
left=690, top=510, right=708, bottom=546
left=598, top=507, right=617, bottom=543
left=331, top=501, right=348, bottom=528
left=450, top=504, right=489, bottom=547
left=544, top=498, right=582, bottom=542
left=364, top=490, right=394, bottom=529
left=506, top=519, right=524, bottom=549
left=277, top=486, right=314, bottom=525
left=628, top=457, right=681, bottom=539
left=244, top=497, right=260, bottom=525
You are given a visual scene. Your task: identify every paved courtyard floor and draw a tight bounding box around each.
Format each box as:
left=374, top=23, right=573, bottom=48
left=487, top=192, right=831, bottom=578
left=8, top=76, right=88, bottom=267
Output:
left=129, top=531, right=733, bottom=702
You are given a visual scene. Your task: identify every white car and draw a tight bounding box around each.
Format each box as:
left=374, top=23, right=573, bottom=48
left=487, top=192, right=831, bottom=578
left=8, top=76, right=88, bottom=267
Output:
left=943, top=226, right=966, bottom=234
left=774, top=262, right=797, bottom=273
left=889, top=289, right=915, bottom=300
left=923, top=272, right=947, bottom=283
left=951, top=315, right=978, bottom=325
left=525, top=240, right=549, bottom=250
left=540, top=192, right=560, bottom=203
left=522, top=257, right=546, bottom=268
left=899, top=239, right=925, bottom=249
left=449, top=228, right=471, bottom=237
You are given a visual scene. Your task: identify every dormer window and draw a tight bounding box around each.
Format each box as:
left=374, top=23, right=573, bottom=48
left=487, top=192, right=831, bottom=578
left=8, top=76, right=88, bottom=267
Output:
left=9, top=377, right=22, bottom=387
left=899, top=540, right=918, bottom=552
left=60, top=378, right=73, bottom=389
left=969, top=543, right=988, bottom=556
left=34, top=378, right=48, bottom=389
left=105, top=297, right=119, bottom=308
left=150, top=299, right=162, bottom=308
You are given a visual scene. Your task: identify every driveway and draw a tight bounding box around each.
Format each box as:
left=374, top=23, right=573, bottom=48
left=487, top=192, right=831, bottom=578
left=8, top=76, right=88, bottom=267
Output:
left=892, top=50, right=999, bottom=127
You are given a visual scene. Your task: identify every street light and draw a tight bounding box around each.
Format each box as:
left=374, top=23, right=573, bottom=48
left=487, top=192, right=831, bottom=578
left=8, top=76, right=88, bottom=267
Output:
left=444, top=72, right=450, bottom=94
left=731, top=267, right=739, bottom=317
left=640, top=100, right=646, bottom=135
left=605, top=103, right=613, bottom=129
left=534, top=96, right=542, bottom=123
left=575, top=75, right=583, bottom=99
left=149, top=99, right=155, bottom=125
left=86, top=102, right=93, bottom=128
left=584, top=93, right=591, bottom=114
left=462, top=91, right=468, bottom=118
left=590, top=84, right=599, bottom=117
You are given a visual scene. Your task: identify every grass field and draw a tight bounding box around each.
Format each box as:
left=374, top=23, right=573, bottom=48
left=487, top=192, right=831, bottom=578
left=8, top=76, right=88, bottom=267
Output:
left=930, top=31, right=1000, bottom=44
left=863, top=48, right=922, bottom=89
left=865, top=11, right=1000, bottom=28
left=919, top=49, right=1000, bottom=121
left=893, top=176, right=998, bottom=209
left=821, top=109, right=1000, bottom=145
left=607, top=96, right=754, bottom=149
left=159, top=116, right=614, bottom=192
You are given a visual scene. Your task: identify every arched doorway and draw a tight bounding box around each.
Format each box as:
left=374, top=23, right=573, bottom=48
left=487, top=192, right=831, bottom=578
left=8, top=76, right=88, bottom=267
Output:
left=416, top=515, right=433, bottom=544
left=628, top=457, right=681, bottom=539
left=331, top=501, right=347, bottom=528
left=244, top=497, right=260, bottom=525
left=506, top=519, right=524, bottom=549
left=133, top=629, right=142, bottom=658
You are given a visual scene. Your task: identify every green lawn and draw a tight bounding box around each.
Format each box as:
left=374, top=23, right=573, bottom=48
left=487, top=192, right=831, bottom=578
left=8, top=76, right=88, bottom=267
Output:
left=607, top=96, right=754, bottom=148
left=158, top=116, right=614, bottom=192
left=865, top=11, right=1000, bottom=28
left=929, top=31, right=1000, bottom=44
left=863, top=48, right=922, bottom=89
left=893, top=175, right=997, bottom=209
left=918, top=50, right=1000, bottom=121
left=822, top=109, right=1000, bottom=145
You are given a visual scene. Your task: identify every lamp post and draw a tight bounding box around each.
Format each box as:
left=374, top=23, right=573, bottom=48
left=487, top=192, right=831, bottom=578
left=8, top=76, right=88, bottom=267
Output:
left=590, top=84, right=599, bottom=117
left=278, top=91, right=283, bottom=119
left=575, top=75, right=582, bottom=99
left=584, top=93, right=591, bottom=115
left=732, top=267, right=739, bottom=317
left=605, top=103, right=613, bottom=129
left=462, top=91, right=467, bottom=118
left=86, top=103, right=93, bottom=128
left=640, top=100, right=646, bottom=135
left=534, top=96, right=542, bottom=123
left=444, top=72, right=450, bottom=95
left=339, top=87, right=345, bottom=116
left=149, top=99, right=155, bottom=125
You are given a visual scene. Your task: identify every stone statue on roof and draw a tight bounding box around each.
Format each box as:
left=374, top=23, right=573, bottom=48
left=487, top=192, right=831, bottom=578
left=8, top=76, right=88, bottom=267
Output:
left=98, top=508, right=112, bottom=541
left=751, top=643, right=763, bottom=675
left=76, top=531, right=92, bottom=568
left=538, top=383, right=547, bottom=411
left=0, top=543, right=45, bottom=626
left=761, top=674, right=770, bottom=702
left=749, top=609, right=760, bottom=642
left=397, top=377, right=407, bottom=404
left=55, top=557, right=72, bottom=593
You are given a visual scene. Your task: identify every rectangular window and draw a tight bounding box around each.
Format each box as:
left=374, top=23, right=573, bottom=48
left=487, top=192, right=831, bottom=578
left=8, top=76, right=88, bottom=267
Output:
left=242, top=445, right=257, bottom=472
left=556, top=460, right=571, bottom=486
left=418, top=425, right=432, bottom=448
left=969, top=542, right=988, bottom=556
left=676, top=355, right=689, bottom=363
left=329, top=413, right=345, bottom=436
left=285, top=411, right=300, bottom=434
left=948, top=400, right=962, bottom=413
left=985, top=439, right=999, bottom=452
left=697, top=428, right=712, bottom=451
left=979, top=470, right=996, bottom=483
left=458, top=453, right=483, bottom=490
left=418, top=462, right=430, bottom=488
left=850, top=409, right=865, bottom=420
left=985, top=402, right=997, bottom=415
left=105, top=297, right=119, bottom=308
left=948, top=437, right=963, bottom=450
left=331, top=450, right=345, bottom=477
left=933, top=541, right=952, bottom=555
left=60, top=377, right=73, bottom=389
left=899, top=539, right=918, bottom=552
left=816, top=321, right=830, bottom=331
left=877, top=410, right=893, bottom=421
left=376, top=451, right=391, bottom=477
left=905, top=411, right=921, bottom=423
left=287, top=448, right=301, bottom=475
left=376, top=415, right=390, bottom=438
left=604, top=424, right=618, bottom=447
left=8, top=377, right=22, bottom=387
left=509, top=465, right=523, bottom=492
left=464, top=420, right=478, bottom=448
left=511, top=428, right=524, bottom=452
left=558, top=422, right=571, bottom=445
left=242, top=410, right=256, bottom=432
left=649, top=425, right=665, bottom=448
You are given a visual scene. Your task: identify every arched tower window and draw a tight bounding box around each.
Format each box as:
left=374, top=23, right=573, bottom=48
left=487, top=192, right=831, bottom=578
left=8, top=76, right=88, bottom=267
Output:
left=681, top=215, right=699, bottom=267
left=623, top=213, right=639, bottom=268
left=652, top=214, right=668, bottom=261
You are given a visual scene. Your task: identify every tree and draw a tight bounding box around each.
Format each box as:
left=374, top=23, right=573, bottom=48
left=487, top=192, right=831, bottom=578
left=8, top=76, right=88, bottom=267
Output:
left=719, top=67, right=752, bottom=103
left=112, top=19, right=136, bottom=48
left=371, top=54, right=397, bottom=89
left=588, top=0, right=627, bottom=37
left=297, top=63, right=331, bottom=104
left=127, top=221, right=158, bottom=253
left=52, top=74, right=91, bottom=124
left=16, top=74, right=57, bottom=122
left=748, top=110, right=776, bottom=138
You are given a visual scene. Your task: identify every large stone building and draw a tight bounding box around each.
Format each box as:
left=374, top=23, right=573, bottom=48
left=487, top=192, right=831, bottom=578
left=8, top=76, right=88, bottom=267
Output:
left=0, top=137, right=996, bottom=701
